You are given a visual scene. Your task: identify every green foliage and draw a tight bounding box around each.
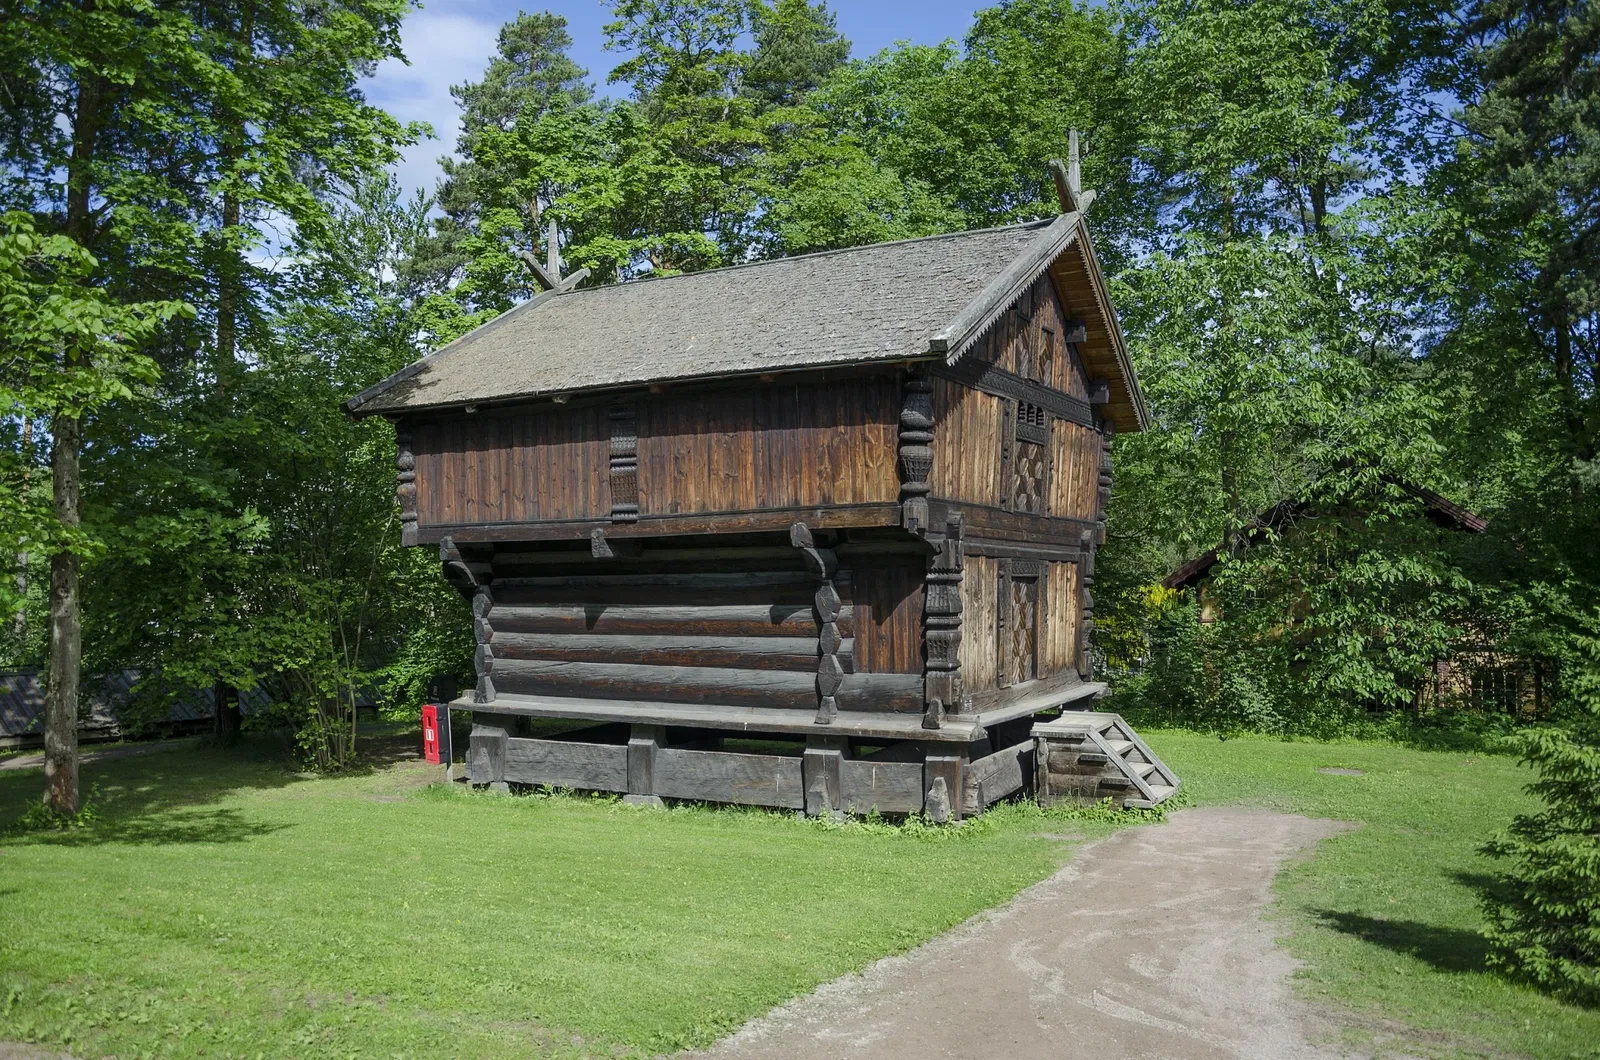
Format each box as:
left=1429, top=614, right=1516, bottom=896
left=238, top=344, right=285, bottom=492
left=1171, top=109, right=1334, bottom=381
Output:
left=1482, top=615, right=1600, bottom=1005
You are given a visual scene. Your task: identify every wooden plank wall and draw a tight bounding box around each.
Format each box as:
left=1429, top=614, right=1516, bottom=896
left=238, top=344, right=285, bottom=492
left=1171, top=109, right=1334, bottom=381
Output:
left=413, top=407, right=610, bottom=526
left=636, top=378, right=899, bottom=516
left=1039, top=561, right=1080, bottom=675
left=412, top=376, right=899, bottom=529
left=1049, top=420, right=1103, bottom=522
left=963, top=273, right=1091, bottom=399
left=852, top=563, right=925, bottom=674
left=960, top=555, right=999, bottom=692
left=930, top=378, right=1004, bottom=505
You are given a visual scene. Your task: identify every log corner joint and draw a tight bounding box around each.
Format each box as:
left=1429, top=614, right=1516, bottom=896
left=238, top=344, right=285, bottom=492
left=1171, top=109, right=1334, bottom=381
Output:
left=791, top=522, right=842, bottom=726
left=899, top=370, right=935, bottom=536
left=923, top=512, right=965, bottom=730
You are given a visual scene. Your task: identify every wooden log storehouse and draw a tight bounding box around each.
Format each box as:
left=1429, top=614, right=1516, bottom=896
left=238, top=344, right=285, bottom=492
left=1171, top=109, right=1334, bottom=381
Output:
left=349, top=164, right=1175, bottom=818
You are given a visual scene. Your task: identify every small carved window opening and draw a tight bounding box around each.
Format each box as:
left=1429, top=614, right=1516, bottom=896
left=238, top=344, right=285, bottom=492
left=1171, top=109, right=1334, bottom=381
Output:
left=1038, top=327, right=1056, bottom=388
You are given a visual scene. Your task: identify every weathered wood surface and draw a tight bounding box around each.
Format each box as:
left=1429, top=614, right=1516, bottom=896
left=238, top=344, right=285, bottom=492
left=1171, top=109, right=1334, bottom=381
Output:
left=490, top=633, right=841, bottom=672
left=930, top=377, right=1004, bottom=506
left=468, top=717, right=509, bottom=789
left=413, top=503, right=904, bottom=544
left=852, top=561, right=926, bottom=674
left=411, top=376, right=900, bottom=532
left=960, top=555, right=1000, bottom=692
left=839, top=759, right=924, bottom=814
left=635, top=377, right=899, bottom=516
left=502, top=737, right=628, bottom=790
left=1039, top=560, right=1080, bottom=676
left=964, top=740, right=1033, bottom=815
left=1050, top=419, right=1103, bottom=522
left=489, top=603, right=835, bottom=639
left=804, top=737, right=847, bottom=816
left=464, top=694, right=987, bottom=742
left=653, top=746, right=806, bottom=808
left=414, top=406, right=611, bottom=526
left=960, top=272, right=1091, bottom=400
left=490, top=660, right=923, bottom=712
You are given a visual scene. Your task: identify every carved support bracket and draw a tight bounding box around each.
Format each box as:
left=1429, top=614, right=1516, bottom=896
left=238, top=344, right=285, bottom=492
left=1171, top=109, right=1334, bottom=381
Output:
left=442, top=537, right=496, bottom=703
left=923, top=513, right=965, bottom=729
left=899, top=372, right=934, bottom=535
left=396, top=426, right=418, bottom=548
left=609, top=404, right=640, bottom=523
left=791, top=522, right=842, bottom=725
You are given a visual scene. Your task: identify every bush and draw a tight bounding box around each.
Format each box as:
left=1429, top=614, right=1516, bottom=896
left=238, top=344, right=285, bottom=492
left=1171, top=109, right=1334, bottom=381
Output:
left=1481, top=618, right=1600, bottom=1005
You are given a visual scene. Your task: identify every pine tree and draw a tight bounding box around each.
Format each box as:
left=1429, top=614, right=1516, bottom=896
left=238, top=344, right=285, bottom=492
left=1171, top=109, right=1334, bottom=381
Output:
left=1482, top=616, right=1600, bottom=1005
left=743, top=0, right=850, bottom=110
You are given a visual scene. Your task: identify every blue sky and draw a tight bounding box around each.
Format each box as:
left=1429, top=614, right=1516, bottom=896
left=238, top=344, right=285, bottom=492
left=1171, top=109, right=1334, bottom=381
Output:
left=365, top=1, right=984, bottom=200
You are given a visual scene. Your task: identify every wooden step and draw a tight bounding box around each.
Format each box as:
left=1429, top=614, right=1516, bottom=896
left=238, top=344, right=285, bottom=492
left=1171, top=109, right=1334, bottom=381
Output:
left=1106, top=739, right=1134, bottom=756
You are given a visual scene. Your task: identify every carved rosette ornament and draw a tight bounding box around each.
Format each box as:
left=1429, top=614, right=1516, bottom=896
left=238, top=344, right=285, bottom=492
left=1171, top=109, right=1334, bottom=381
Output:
left=899, top=373, right=934, bottom=535
left=396, top=427, right=418, bottom=548
left=922, top=514, right=965, bottom=730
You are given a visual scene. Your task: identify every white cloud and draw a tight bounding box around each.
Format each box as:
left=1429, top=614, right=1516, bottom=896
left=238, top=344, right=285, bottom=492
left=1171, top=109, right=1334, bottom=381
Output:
left=364, top=9, right=505, bottom=202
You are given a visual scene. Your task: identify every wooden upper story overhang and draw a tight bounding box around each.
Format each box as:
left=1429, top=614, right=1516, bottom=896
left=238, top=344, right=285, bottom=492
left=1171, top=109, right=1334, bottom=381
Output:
left=347, top=202, right=1149, bottom=435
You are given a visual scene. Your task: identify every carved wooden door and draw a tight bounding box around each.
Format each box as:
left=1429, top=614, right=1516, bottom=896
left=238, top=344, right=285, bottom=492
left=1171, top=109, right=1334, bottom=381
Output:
left=997, top=564, right=1039, bottom=687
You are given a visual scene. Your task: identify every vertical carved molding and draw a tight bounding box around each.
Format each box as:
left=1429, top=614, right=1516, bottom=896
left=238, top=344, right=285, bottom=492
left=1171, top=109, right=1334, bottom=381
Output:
left=395, top=425, right=418, bottom=548
left=1096, top=422, right=1115, bottom=546
left=923, top=513, right=964, bottom=729
left=609, top=404, right=639, bottom=523
left=791, top=523, right=842, bottom=725
left=1078, top=529, right=1095, bottom=679
left=899, top=372, right=934, bottom=535
left=441, top=536, right=495, bottom=703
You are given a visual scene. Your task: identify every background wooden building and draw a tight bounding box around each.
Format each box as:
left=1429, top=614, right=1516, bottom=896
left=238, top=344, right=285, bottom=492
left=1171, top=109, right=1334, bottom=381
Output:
left=350, top=167, right=1172, bottom=818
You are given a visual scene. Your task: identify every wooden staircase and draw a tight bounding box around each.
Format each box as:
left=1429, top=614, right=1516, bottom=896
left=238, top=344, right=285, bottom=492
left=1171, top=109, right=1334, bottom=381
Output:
left=1032, top=712, right=1180, bottom=809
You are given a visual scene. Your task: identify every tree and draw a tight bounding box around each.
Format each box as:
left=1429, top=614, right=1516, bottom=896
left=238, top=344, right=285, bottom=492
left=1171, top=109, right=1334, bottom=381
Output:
left=0, top=213, right=185, bottom=813
left=0, top=0, right=413, bottom=804
left=1482, top=611, right=1600, bottom=1004
left=743, top=0, right=850, bottom=109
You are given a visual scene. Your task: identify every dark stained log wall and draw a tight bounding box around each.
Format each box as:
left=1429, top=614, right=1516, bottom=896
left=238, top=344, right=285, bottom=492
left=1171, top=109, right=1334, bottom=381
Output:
left=852, top=562, right=925, bottom=674
left=1050, top=420, right=1104, bottom=522
left=636, top=378, right=899, bottom=516
left=410, top=376, right=900, bottom=531
left=963, top=273, right=1091, bottom=399
left=930, top=378, right=1005, bottom=505
left=414, top=406, right=610, bottom=526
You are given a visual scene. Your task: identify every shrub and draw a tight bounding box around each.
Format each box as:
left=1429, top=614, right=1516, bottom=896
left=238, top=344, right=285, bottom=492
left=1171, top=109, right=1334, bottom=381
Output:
left=1481, top=617, right=1600, bottom=1005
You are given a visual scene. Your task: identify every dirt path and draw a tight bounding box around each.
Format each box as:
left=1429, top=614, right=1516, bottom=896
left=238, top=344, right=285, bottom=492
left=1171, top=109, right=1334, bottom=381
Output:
left=0, top=739, right=188, bottom=772
left=696, top=807, right=1371, bottom=1060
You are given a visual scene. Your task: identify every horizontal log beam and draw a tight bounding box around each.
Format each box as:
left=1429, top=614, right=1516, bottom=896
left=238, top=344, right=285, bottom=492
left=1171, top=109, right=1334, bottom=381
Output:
left=935, top=360, right=1095, bottom=428
left=416, top=503, right=903, bottom=545
left=490, top=602, right=848, bottom=639
left=491, top=660, right=922, bottom=712
left=491, top=633, right=847, bottom=673
left=463, top=693, right=987, bottom=742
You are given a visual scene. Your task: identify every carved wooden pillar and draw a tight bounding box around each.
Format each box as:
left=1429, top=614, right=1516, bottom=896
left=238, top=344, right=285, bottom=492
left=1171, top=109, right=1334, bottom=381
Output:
left=609, top=404, right=639, bottom=523
left=441, top=536, right=495, bottom=703
left=899, top=372, right=934, bottom=535
left=791, top=523, right=841, bottom=725
left=923, top=513, right=964, bottom=730
left=1096, top=422, right=1114, bottom=546
left=395, top=425, right=418, bottom=548
left=1078, top=422, right=1112, bottom=678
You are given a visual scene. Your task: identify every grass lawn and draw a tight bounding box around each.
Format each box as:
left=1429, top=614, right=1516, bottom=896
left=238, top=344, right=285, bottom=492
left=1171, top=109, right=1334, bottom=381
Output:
left=1155, top=731, right=1600, bottom=1059
left=0, top=736, right=1129, bottom=1059
left=0, top=729, right=1595, bottom=1058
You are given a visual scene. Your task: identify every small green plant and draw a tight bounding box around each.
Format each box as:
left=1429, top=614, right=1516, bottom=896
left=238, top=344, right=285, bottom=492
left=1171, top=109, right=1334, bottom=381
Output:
left=1481, top=615, right=1600, bottom=1006
left=11, top=790, right=99, bottom=833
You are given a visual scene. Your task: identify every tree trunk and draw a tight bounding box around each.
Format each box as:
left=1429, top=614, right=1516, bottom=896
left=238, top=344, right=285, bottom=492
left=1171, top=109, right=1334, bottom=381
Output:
left=213, top=680, right=241, bottom=743
left=44, top=412, right=82, bottom=815
left=44, top=68, right=105, bottom=816
left=14, top=419, right=31, bottom=642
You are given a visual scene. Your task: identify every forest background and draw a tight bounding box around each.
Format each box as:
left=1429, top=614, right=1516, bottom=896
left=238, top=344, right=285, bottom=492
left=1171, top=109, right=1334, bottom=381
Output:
left=0, top=0, right=1595, bottom=767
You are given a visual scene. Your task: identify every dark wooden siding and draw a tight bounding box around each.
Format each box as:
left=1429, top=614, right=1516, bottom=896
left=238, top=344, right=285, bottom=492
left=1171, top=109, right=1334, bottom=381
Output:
left=412, top=375, right=900, bottom=531
left=636, top=377, right=900, bottom=516
left=962, top=273, right=1091, bottom=398
left=851, top=563, right=925, bottom=674
left=1049, top=421, right=1102, bottom=522
left=413, top=406, right=610, bottom=526
left=930, top=377, right=1004, bottom=505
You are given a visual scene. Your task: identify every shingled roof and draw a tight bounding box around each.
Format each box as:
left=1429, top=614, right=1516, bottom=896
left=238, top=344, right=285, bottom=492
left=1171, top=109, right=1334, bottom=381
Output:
left=348, top=213, right=1148, bottom=430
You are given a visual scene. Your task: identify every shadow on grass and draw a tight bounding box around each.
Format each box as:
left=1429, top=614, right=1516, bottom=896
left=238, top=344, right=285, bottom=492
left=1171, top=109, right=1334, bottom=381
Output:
left=0, top=735, right=306, bottom=848
left=1313, top=908, right=1490, bottom=974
